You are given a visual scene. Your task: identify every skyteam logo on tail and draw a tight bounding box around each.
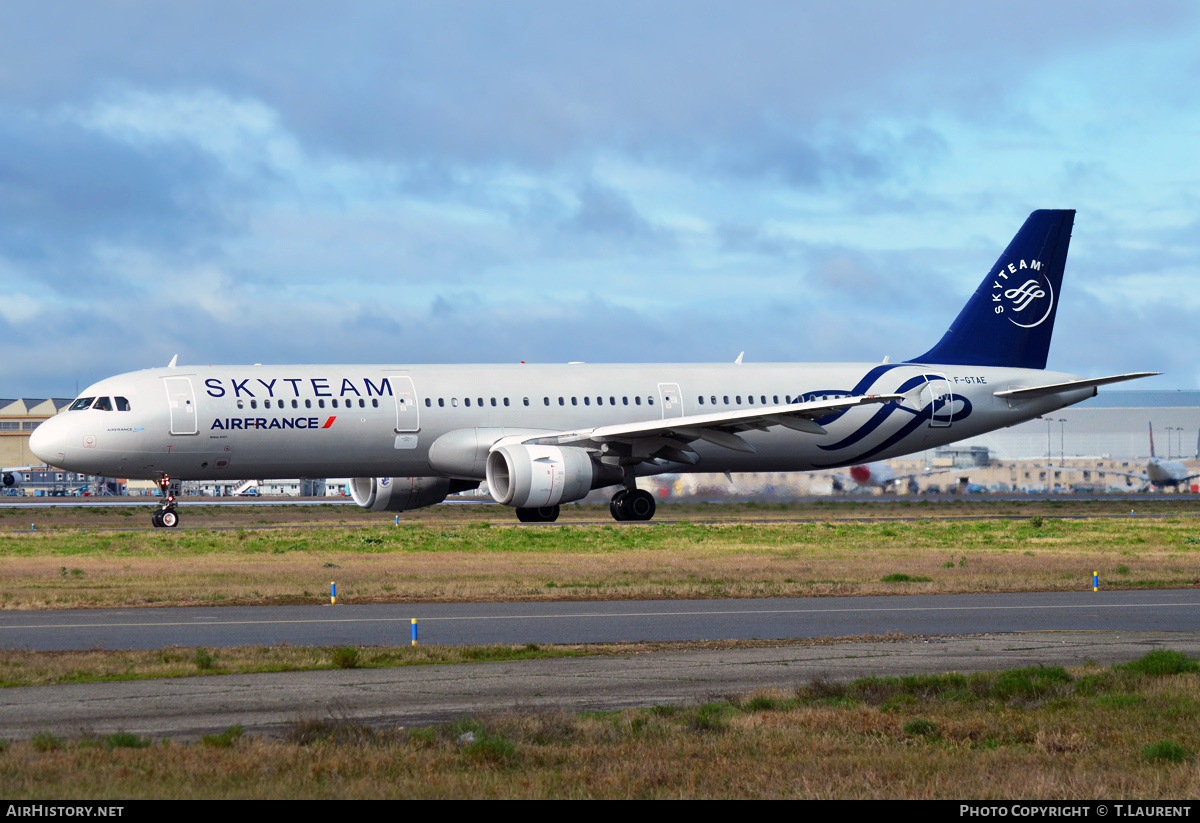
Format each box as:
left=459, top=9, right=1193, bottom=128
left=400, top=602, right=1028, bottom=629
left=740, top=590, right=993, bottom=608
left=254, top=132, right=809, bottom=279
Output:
left=992, top=259, right=1054, bottom=328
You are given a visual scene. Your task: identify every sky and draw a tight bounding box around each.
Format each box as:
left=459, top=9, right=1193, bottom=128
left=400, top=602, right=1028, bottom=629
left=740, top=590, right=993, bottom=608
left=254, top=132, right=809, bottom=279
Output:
left=2, top=1, right=1199, bottom=398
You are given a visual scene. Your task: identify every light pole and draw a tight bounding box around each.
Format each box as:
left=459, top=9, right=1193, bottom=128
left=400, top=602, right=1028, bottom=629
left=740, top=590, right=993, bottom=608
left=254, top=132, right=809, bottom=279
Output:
left=1058, top=419, right=1067, bottom=466
left=1165, top=427, right=1178, bottom=460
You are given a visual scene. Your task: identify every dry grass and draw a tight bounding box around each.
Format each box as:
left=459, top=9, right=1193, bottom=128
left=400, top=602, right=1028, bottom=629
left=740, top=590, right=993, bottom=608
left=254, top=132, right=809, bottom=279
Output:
left=0, top=642, right=591, bottom=687
left=2, top=656, right=1198, bottom=799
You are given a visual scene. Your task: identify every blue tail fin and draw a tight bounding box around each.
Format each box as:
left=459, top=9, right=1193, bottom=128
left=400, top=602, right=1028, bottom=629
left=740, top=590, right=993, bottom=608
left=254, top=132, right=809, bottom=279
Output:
left=908, top=209, right=1075, bottom=370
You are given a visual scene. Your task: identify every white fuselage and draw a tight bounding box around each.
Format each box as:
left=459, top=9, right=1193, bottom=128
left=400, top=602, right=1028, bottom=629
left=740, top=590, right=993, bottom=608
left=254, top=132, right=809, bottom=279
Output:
left=30, top=361, right=1093, bottom=482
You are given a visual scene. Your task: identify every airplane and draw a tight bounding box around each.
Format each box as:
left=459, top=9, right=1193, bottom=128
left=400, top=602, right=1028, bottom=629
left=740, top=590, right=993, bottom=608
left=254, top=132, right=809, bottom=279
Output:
left=1046, top=423, right=1199, bottom=490
left=28, top=209, right=1158, bottom=528
left=1143, top=423, right=1199, bottom=487
left=830, top=462, right=960, bottom=494
left=2, top=467, right=29, bottom=491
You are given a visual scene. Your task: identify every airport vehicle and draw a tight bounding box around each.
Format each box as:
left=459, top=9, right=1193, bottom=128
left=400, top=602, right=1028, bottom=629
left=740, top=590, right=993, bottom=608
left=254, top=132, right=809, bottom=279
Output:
left=29, top=210, right=1156, bottom=527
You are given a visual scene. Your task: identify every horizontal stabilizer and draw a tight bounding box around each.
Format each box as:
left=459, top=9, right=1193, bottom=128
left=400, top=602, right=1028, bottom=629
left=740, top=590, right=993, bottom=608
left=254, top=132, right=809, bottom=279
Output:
left=992, top=372, right=1159, bottom=400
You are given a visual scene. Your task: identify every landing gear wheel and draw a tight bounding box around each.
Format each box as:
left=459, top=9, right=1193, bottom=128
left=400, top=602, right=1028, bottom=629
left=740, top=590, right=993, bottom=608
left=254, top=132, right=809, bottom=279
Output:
left=151, top=510, right=164, bottom=528
left=160, top=509, right=179, bottom=528
left=515, top=505, right=560, bottom=523
left=625, top=489, right=656, bottom=521
left=610, top=489, right=629, bottom=521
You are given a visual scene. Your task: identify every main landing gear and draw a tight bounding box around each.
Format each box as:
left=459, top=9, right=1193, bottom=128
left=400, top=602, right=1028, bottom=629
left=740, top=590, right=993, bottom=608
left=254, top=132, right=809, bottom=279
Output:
left=152, top=475, right=180, bottom=528
left=609, top=488, right=656, bottom=522
left=515, top=505, right=560, bottom=523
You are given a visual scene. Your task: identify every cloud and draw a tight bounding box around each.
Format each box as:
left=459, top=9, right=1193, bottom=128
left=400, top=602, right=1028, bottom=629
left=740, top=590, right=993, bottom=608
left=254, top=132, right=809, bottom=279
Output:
left=1, top=1, right=1199, bottom=394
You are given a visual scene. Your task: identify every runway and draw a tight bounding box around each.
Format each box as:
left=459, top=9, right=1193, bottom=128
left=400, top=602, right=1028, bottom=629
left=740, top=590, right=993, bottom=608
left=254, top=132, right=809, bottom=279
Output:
left=3, top=590, right=1199, bottom=651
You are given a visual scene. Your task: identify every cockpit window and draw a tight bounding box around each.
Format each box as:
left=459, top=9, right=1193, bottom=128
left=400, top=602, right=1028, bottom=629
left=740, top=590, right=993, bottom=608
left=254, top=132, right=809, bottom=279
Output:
left=92, top=397, right=113, bottom=411
left=69, top=397, right=96, bottom=411
left=115, top=397, right=131, bottom=411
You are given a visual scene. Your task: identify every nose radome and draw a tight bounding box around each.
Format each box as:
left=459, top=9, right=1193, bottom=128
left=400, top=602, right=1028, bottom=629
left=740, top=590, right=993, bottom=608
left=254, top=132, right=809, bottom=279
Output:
left=28, top=417, right=65, bottom=466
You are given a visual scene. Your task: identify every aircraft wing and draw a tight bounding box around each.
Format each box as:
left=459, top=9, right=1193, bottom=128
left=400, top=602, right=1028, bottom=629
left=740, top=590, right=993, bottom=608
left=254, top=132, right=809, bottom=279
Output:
left=521, top=393, right=903, bottom=464
left=993, top=372, right=1159, bottom=400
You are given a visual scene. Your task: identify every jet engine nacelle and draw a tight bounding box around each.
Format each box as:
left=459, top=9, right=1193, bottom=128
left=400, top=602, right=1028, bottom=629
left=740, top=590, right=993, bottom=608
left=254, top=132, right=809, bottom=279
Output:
left=486, top=444, right=608, bottom=508
left=1, top=470, right=23, bottom=490
left=349, top=476, right=455, bottom=512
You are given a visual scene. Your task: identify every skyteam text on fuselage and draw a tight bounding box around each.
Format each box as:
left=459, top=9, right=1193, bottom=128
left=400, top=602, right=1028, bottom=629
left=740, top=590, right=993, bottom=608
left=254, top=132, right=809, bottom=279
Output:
left=29, top=210, right=1157, bottom=527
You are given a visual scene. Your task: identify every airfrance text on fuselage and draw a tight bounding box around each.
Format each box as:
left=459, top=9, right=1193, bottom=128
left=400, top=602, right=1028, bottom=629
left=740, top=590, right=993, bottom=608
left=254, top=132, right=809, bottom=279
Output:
left=203, top=377, right=393, bottom=398
left=210, top=417, right=335, bottom=430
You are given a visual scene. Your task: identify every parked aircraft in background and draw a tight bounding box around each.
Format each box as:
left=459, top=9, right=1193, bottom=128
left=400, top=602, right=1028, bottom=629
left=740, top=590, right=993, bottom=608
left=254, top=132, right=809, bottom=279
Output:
left=1, top=467, right=28, bottom=490
left=830, top=462, right=962, bottom=494
left=29, top=210, right=1156, bottom=527
left=1039, top=422, right=1198, bottom=491
left=1143, top=423, right=1200, bottom=487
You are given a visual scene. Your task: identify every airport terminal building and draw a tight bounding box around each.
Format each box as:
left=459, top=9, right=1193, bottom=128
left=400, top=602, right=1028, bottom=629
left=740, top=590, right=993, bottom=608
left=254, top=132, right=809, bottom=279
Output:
left=945, top=391, right=1200, bottom=462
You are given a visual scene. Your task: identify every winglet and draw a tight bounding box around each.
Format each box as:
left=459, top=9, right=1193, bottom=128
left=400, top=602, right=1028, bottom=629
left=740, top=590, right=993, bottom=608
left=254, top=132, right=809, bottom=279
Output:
left=734, top=352, right=744, bottom=365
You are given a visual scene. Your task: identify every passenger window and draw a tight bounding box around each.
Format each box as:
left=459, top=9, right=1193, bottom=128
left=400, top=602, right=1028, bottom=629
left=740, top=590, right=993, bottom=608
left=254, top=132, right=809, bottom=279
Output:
left=69, top=397, right=96, bottom=411
left=238, top=400, right=245, bottom=409
left=623, top=397, right=628, bottom=405
left=478, top=398, right=484, bottom=407
left=635, top=396, right=641, bottom=405
left=115, top=397, right=131, bottom=411
left=372, top=398, right=379, bottom=408
left=264, top=399, right=272, bottom=409
left=648, top=396, right=654, bottom=405
left=723, top=396, right=729, bottom=405
left=735, top=396, right=741, bottom=404
left=698, top=396, right=704, bottom=405
left=773, top=396, right=779, bottom=404
left=711, top=396, right=717, bottom=405
left=464, top=398, right=471, bottom=407
left=93, top=397, right=113, bottom=411
left=250, top=400, right=257, bottom=409
left=292, top=399, right=299, bottom=409
left=332, top=399, right=339, bottom=408
left=425, top=398, right=431, bottom=407
left=438, top=398, right=445, bottom=407
left=305, top=399, right=312, bottom=408
left=747, top=396, right=754, bottom=405
left=558, top=397, right=564, bottom=406
left=491, top=398, right=497, bottom=407
left=452, top=398, right=459, bottom=407
left=543, top=398, right=549, bottom=406
left=504, top=398, right=510, bottom=407
left=584, top=397, right=590, bottom=406
left=609, top=396, right=615, bottom=405
left=571, top=397, right=578, bottom=406
left=318, top=399, right=325, bottom=408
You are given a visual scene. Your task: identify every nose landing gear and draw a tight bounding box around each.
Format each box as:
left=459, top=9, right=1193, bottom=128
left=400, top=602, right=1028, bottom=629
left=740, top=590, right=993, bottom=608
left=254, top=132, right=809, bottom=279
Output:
left=152, top=475, right=180, bottom=528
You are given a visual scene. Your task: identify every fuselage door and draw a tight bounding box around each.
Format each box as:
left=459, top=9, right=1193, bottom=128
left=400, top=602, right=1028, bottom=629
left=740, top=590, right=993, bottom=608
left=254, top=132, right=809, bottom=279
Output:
left=164, top=377, right=198, bottom=435
left=921, top=374, right=953, bottom=428
left=391, top=375, right=419, bottom=433
left=658, top=383, right=684, bottom=419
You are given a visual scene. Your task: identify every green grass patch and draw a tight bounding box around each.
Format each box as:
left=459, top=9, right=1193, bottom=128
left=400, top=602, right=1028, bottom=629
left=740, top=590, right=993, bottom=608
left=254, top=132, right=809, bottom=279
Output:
left=1118, top=649, right=1200, bottom=677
